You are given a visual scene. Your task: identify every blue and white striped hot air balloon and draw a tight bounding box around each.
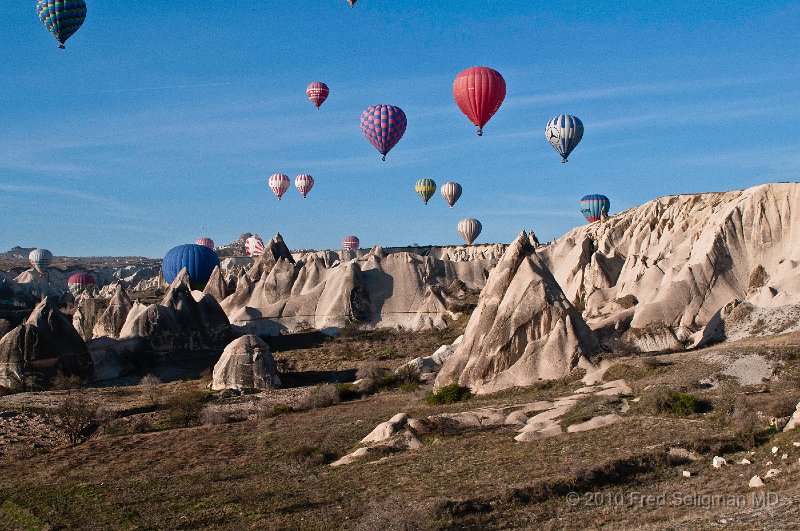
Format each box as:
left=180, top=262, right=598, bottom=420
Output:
left=580, top=194, right=610, bottom=223
left=545, top=115, right=584, bottom=163
left=29, top=249, right=53, bottom=273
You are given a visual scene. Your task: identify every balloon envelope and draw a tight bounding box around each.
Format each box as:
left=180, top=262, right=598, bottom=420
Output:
left=196, top=237, right=215, bottom=249
left=347, top=0, right=357, bottom=5
left=342, top=236, right=360, bottom=250
left=306, top=82, right=329, bottom=109
left=453, top=67, right=506, bottom=136
left=67, top=272, right=96, bottom=297
left=295, top=174, right=314, bottom=198
left=162, top=244, right=220, bottom=287
left=245, top=235, right=265, bottom=257
left=546, top=115, right=584, bottom=162
left=580, top=194, right=610, bottom=223
left=29, top=249, right=53, bottom=273
left=440, top=182, right=462, bottom=208
left=458, top=219, right=482, bottom=245
left=415, top=179, right=436, bottom=205
left=36, top=0, right=86, bottom=48
left=360, top=104, right=407, bottom=161
left=269, top=174, right=290, bottom=200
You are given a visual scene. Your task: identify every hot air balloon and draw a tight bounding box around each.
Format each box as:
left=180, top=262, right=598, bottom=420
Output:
left=29, top=249, right=53, bottom=273
left=245, top=235, right=265, bottom=257
left=67, top=272, right=96, bottom=298
left=342, top=236, right=360, bottom=250
left=580, top=194, right=610, bottom=223
left=458, top=219, right=482, bottom=245
left=269, top=174, right=290, bottom=200
left=295, top=174, right=314, bottom=198
left=196, top=237, right=215, bottom=249
left=162, top=244, right=220, bottom=288
left=440, top=182, right=462, bottom=208
left=453, top=67, right=506, bottom=136
left=346, top=0, right=357, bottom=6
left=36, top=0, right=87, bottom=49
left=306, top=82, right=329, bottom=109
left=415, top=179, right=436, bottom=205
left=546, top=115, right=584, bottom=163
left=360, top=104, right=407, bottom=161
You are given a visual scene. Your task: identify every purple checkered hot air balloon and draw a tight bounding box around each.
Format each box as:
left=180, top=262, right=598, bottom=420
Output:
left=360, top=104, right=407, bottom=161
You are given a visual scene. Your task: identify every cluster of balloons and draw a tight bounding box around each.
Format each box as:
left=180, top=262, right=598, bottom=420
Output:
left=269, top=174, right=315, bottom=200
left=414, top=179, right=463, bottom=208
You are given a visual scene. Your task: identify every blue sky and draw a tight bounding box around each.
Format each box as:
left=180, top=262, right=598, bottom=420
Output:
left=1, top=1, right=798, bottom=257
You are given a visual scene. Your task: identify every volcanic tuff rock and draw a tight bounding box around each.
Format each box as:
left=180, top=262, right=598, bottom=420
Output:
left=92, top=283, right=133, bottom=339
left=539, top=183, right=800, bottom=351
left=212, top=335, right=280, bottom=391
left=0, top=298, right=93, bottom=387
left=435, top=232, right=599, bottom=394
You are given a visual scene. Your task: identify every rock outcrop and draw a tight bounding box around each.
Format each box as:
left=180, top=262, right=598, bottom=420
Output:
left=211, top=335, right=280, bottom=391
left=539, top=183, right=800, bottom=351
left=0, top=298, right=93, bottom=387
left=92, top=284, right=133, bottom=339
left=435, top=232, right=599, bottom=394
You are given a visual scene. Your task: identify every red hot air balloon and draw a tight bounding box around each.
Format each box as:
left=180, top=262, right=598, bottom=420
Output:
left=360, top=104, right=407, bottom=161
left=306, top=82, right=329, bottom=109
left=295, top=174, right=314, bottom=198
left=196, top=237, right=215, bottom=249
left=346, top=0, right=357, bottom=6
left=269, top=173, right=290, bottom=200
left=342, top=236, right=360, bottom=250
left=453, top=66, right=506, bottom=136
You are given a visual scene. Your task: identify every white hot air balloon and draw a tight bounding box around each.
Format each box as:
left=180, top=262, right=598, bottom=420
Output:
left=295, top=174, right=314, bottom=198
left=440, top=182, right=463, bottom=208
left=458, top=219, right=482, bottom=245
left=269, top=173, right=290, bottom=200
left=545, top=115, right=584, bottom=163
left=29, top=248, right=53, bottom=273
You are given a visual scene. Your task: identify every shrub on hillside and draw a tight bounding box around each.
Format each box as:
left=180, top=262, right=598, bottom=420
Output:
left=639, top=388, right=706, bottom=416
left=298, top=384, right=341, bottom=410
left=425, top=384, right=472, bottom=405
left=164, top=385, right=209, bottom=428
left=55, top=393, right=100, bottom=444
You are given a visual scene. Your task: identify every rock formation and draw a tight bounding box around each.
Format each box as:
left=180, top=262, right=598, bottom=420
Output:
left=435, top=232, right=599, bottom=394
left=0, top=298, right=93, bottom=387
left=92, top=283, right=133, bottom=339
left=211, top=335, right=280, bottom=391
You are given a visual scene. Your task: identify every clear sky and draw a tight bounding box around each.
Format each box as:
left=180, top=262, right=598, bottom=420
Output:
left=1, top=1, right=798, bottom=257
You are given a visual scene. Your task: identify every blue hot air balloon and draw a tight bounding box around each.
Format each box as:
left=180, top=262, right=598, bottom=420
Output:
left=580, top=194, right=611, bottom=223
left=36, top=0, right=87, bottom=49
left=162, top=244, right=220, bottom=288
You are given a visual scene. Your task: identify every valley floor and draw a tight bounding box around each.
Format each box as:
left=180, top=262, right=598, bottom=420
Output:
left=3, top=329, right=800, bottom=529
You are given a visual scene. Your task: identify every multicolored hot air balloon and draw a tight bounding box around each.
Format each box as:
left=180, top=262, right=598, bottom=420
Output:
left=580, top=194, right=610, bottom=223
left=453, top=67, right=506, bottom=136
left=29, top=249, right=53, bottom=273
left=360, top=104, right=407, bottom=161
left=415, top=179, right=436, bottom=205
left=162, top=244, right=220, bottom=288
left=269, top=174, right=290, bottom=200
left=245, top=235, right=265, bottom=257
left=342, top=236, right=360, bottom=250
left=196, top=237, right=215, bottom=249
left=458, top=218, right=482, bottom=245
left=346, top=0, right=357, bottom=6
left=67, top=272, right=96, bottom=298
left=440, top=182, right=462, bottom=208
left=546, top=115, right=584, bottom=163
left=306, top=82, right=329, bottom=109
left=36, top=0, right=87, bottom=49
left=295, top=174, right=314, bottom=198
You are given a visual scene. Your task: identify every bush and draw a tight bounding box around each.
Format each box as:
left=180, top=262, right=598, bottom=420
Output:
left=271, top=404, right=294, bottom=416
left=54, top=393, right=100, bottom=444
left=164, top=385, right=209, bottom=428
left=298, top=384, right=340, bottom=410
left=425, top=384, right=472, bottom=405
left=334, top=383, right=362, bottom=401
left=50, top=372, right=84, bottom=391
left=732, top=397, right=760, bottom=448
left=395, top=364, right=421, bottom=386
left=140, top=374, right=162, bottom=408
left=286, top=445, right=334, bottom=467
left=638, top=388, right=705, bottom=416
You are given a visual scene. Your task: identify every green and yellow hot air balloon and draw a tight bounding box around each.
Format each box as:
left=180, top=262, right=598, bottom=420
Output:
left=415, top=179, right=436, bottom=205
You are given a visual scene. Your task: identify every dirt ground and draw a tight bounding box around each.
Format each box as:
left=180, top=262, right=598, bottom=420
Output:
left=2, top=330, right=800, bottom=529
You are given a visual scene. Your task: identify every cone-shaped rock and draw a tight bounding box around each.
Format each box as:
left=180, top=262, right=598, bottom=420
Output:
left=203, top=266, right=230, bottom=302
left=92, top=283, right=133, bottom=339
left=435, top=232, right=599, bottom=394
left=212, top=335, right=280, bottom=391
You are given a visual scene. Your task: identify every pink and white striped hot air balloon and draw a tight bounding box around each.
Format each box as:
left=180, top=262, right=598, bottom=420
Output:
left=342, top=236, right=360, bottom=250
left=295, top=174, right=314, bottom=198
left=440, top=182, right=463, bottom=208
left=196, top=237, right=215, bottom=249
left=245, top=235, right=265, bottom=257
left=306, top=82, right=329, bottom=109
left=269, top=173, right=290, bottom=200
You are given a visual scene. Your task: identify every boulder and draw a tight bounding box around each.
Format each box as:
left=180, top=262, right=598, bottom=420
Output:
left=211, top=335, right=280, bottom=391
left=435, top=232, right=599, bottom=394
left=749, top=475, right=764, bottom=488
left=783, top=402, right=800, bottom=432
